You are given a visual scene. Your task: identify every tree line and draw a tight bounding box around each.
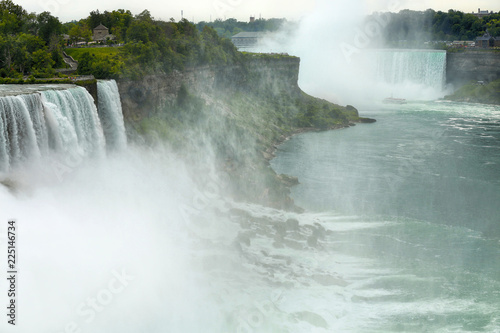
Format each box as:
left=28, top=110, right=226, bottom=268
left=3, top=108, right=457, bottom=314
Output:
left=0, top=1, right=242, bottom=79
left=0, top=0, right=64, bottom=78
left=195, top=18, right=289, bottom=39
left=374, top=9, right=500, bottom=45
left=73, top=10, right=242, bottom=79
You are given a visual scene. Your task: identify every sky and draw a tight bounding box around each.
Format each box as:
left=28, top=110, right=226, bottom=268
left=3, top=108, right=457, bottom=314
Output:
left=16, top=0, right=500, bottom=23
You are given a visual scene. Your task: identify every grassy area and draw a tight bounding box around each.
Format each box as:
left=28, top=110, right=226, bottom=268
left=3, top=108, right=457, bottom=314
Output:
left=65, top=47, right=123, bottom=59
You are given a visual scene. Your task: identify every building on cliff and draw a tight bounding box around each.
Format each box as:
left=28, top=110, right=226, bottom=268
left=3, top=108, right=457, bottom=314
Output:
left=476, top=32, right=500, bottom=48
left=231, top=32, right=265, bottom=50
left=93, top=23, right=115, bottom=42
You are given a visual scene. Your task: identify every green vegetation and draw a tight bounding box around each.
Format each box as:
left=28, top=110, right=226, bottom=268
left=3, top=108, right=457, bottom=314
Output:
left=63, top=9, right=133, bottom=44
left=445, top=79, right=500, bottom=104
left=65, top=47, right=121, bottom=58
left=65, top=14, right=241, bottom=79
left=1, top=2, right=242, bottom=80
left=0, top=0, right=64, bottom=78
left=195, top=18, right=291, bottom=39
left=371, top=9, right=500, bottom=45
left=295, top=93, right=358, bottom=129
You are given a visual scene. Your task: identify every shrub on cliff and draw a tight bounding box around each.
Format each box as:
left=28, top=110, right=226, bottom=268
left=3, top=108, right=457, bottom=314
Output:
left=445, top=79, right=500, bottom=104
left=294, top=93, right=352, bottom=129
left=76, top=51, right=122, bottom=79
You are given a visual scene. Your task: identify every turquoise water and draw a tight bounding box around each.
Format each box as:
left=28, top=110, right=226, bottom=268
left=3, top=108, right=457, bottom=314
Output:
left=270, top=101, right=500, bottom=331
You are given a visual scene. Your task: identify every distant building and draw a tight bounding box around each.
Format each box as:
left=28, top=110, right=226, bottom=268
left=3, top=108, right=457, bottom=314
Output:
left=249, top=16, right=255, bottom=23
left=476, top=32, right=500, bottom=48
left=472, top=8, right=492, bottom=18
left=93, top=23, right=115, bottom=42
left=231, top=31, right=265, bottom=49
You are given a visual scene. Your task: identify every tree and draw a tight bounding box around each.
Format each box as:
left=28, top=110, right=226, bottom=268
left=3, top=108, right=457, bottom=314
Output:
left=36, top=11, right=62, bottom=45
left=68, top=23, right=92, bottom=45
left=0, top=0, right=28, bottom=34
left=31, top=48, right=55, bottom=77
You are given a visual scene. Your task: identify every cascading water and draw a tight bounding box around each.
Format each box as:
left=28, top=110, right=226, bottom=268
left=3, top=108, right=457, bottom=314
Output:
left=365, top=49, right=448, bottom=101
left=97, top=80, right=127, bottom=151
left=0, top=94, right=44, bottom=171
left=372, top=49, right=446, bottom=90
left=0, top=81, right=126, bottom=174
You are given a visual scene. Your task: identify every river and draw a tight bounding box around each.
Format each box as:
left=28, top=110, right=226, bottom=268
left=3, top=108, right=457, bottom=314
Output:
left=269, top=100, right=500, bottom=331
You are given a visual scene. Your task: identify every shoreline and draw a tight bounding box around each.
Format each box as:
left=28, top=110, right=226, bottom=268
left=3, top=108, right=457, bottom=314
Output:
left=263, top=118, right=376, bottom=162
left=261, top=119, right=376, bottom=213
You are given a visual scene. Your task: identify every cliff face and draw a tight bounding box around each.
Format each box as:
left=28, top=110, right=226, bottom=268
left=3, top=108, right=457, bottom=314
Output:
left=116, top=57, right=301, bottom=122
left=447, top=52, right=500, bottom=85
left=114, top=56, right=359, bottom=211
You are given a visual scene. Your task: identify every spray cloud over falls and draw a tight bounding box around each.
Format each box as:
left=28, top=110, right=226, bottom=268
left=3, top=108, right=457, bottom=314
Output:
left=254, top=0, right=450, bottom=104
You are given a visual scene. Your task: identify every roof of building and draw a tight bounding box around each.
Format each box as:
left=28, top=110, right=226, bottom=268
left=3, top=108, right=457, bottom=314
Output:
left=94, top=23, right=108, bottom=31
left=232, top=32, right=265, bottom=38
left=476, top=32, right=499, bottom=41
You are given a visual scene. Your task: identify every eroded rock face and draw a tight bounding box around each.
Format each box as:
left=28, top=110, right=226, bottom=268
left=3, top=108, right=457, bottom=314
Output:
left=116, top=58, right=301, bottom=122
left=447, top=52, right=500, bottom=85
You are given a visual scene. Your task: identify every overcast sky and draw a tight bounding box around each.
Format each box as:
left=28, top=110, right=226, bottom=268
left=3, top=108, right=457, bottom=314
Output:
left=17, top=0, right=500, bottom=23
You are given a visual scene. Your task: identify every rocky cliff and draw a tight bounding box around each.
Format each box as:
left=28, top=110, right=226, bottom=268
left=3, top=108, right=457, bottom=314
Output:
left=115, top=55, right=363, bottom=211
left=446, top=51, right=500, bottom=85
left=116, top=56, right=301, bottom=121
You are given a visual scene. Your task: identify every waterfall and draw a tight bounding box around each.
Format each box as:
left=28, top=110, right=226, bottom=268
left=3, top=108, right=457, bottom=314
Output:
left=0, top=82, right=127, bottom=174
left=42, top=87, right=106, bottom=161
left=368, top=49, right=447, bottom=100
left=373, top=50, right=446, bottom=88
left=97, top=80, right=127, bottom=151
left=0, top=93, right=46, bottom=172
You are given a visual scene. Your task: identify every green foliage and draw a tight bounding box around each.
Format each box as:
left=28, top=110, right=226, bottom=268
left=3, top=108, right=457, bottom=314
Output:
left=374, top=9, right=500, bottom=44
left=36, top=11, right=63, bottom=45
left=66, top=47, right=124, bottom=78
left=67, top=23, right=92, bottom=44
left=0, top=1, right=66, bottom=77
left=87, top=9, right=133, bottom=42
left=118, top=20, right=239, bottom=78
left=0, top=0, right=30, bottom=35
left=445, top=79, right=500, bottom=104
left=0, top=1, right=242, bottom=80
left=196, top=18, right=290, bottom=38
left=31, top=48, right=55, bottom=77
left=486, top=19, right=500, bottom=36
left=73, top=51, right=122, bottom=79
left=294, top=93, right=350, bottom=129
left=65, top=46, right=122, bottom=58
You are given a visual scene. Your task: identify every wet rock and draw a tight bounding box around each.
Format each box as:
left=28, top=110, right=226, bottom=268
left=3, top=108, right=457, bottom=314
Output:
left=292, top=311, right=329, bottom=329
left=286, top=218, right=300, bottom=231
left=278, top=173, right=299, bottom=186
